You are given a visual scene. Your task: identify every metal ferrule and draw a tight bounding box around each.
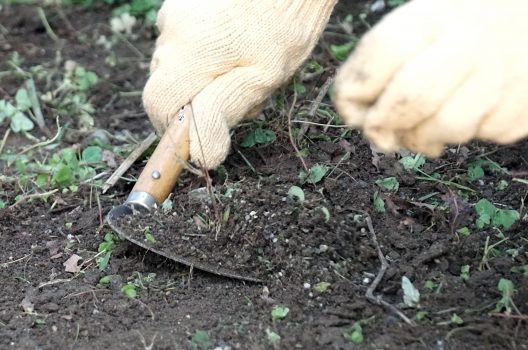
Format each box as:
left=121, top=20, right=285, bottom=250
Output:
left=125, top=192, right=158, bottom=211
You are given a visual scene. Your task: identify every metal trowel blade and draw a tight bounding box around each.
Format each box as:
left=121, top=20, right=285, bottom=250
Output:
left=105, top=206, right=262, bottom=283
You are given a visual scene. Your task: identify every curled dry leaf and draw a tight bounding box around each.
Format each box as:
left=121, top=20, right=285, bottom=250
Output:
left=46, top=240, right=60, bottom=256
left=63, top=254, right=83, bottom=273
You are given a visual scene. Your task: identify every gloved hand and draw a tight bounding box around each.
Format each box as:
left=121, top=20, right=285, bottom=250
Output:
left=143, top=0, right=337, bottom=169
left=334, top=0, right=528, bottom=156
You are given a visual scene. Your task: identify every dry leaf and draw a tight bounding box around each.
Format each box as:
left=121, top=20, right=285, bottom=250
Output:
left=46, top=240, right=60, bottom=256
left=338, top=139, right=354, bottom=153
left=63, top=254, right=83, bottom=273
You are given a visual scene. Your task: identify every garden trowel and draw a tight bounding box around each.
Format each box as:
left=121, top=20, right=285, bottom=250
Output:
left=106, top=104, right=261, bottom=282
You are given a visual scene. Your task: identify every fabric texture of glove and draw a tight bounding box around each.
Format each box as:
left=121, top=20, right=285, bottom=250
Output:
left=143, top=0, right=337, bottom=169
left=334, top=0, right=528, bottom=156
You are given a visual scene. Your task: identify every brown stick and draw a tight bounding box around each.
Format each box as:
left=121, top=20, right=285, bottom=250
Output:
left=102, top=132, right=157, bottom=194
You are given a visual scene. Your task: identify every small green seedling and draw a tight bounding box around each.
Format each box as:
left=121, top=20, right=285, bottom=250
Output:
left=506, top=248, right=519, bottom=258
left=330, top=41, right=356, bottom=61
left=307, top=59, right=323, bottom=74
left=144, top=226, right=156, bottom=243
left=266, top=329, right=281, bottom=345
left=241, top=128, right=276, bottom=148
left=495, top=278, right=517, bottom=314
left=375, top=176, right=399, bottom=192
left=97, top=233, right=116, bottom=271
left=475, top=199, right=519, bottom=230
left=424, top=280, right=438, bottom=291
left=344, top=322, right=363, bottom=344
left=299, top=164, right=328, bottom=184
left=121, top=282, right=137, bottom=299
left=466, top=158, right=506, bottom=182
left=399, top=154, right=425, bottom=171
left=81, top=145, right=102, bottom=163
left=415, top=311, right=429, bottom=322
left=467, top=162, right=485, bottom=182
left=460, top=265, right=470, bottom=282
left=97, top=275, right=112, bottom=286
left=191, top=330, right=213, bottom=350
left=457, top=227, right=471, bottom=237
left=271, top=306, right=289, bottom=321
left=343, top=317, right=374, bottom=344
left=511, top=265, right=528, bottom=277
left=372, top=191, right=385, bottom=213
left=34, top=319, right=46, bottom=326
left=290, top=79, right=306, bottom=95
left=131, top=272, right=157, bottom=289
left=287, top=185, right=305, bottom=202
left=0, top=87, right=34, bottom=133
left=450, top=313, right=464, bottom=326
left=97, top=275, right=122, bottom=288
left=496, top=180, right=509, bottom=190
left=313, top=282, right=331, bottom=293
left=315, top=207, right=330, bottom=222
left=402, top=276, right=420, bottom=308
left=5, top=134, right=109, bottom=194
left=161, top=198, right=173, bottom=211
left=98, top=276, right=111, bottom=285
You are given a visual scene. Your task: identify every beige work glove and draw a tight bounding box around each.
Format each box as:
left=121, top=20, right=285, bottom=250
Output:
left=143, top=0, right=337, bottom=169
left=335, top=0, right=528, bottom=156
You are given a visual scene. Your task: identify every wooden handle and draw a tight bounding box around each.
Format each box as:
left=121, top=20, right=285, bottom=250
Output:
left=130, top=104, right=192, bottom=205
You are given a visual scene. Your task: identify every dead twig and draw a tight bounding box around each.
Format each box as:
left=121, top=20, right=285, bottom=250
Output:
left=1, top=255, right=31, bottom=268
left=286, top=83, right=310, bottom=174
left=102, top=132, right=157, bottom=193
left=188, top=265, right=194, bottom=288
left=189, top=105, right=222, bottom=236
left=235, top=148, right=258, bottom=175
left=18, top=116, right=62, bottom=155
left=102, top=24, right=145, bottom=59
left=53, top=0, right=76, bottom=34
left=37, top=278, right=73, bottom=289
left=135, top=299, right=155, bottom=321
left=136, top=330, right=158, bottom=350
left=364, top=214, right=416, bottom=326
left=26, top=78, right=51, bottom=136
left=63, top=289, right=107, bottom=300
left=37, top=7, right=61, bottom=44
left=291, top=120, right=348, bottom=128
left=9, top=189, right=59, bottom=208
left=445, top=326, right=483, bottom=341
left=0, top=128, right=10, bottom=157
left=308, top=76, right=334, bottom=118
left=509, top=170, right=528, bottom=177
left=96, top=190, right=104, bottom=234
left=488, top=312, right=528, bottom=320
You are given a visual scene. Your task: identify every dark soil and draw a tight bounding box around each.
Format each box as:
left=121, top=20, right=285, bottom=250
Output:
left=1, top=3, right=527, bottom=350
